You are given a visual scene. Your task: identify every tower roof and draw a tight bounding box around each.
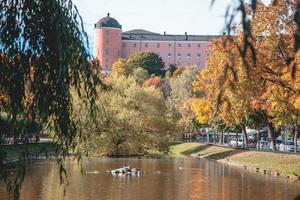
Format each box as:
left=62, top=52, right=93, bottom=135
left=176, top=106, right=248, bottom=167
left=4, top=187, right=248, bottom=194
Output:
left=95, top=13, right=121, bottom=29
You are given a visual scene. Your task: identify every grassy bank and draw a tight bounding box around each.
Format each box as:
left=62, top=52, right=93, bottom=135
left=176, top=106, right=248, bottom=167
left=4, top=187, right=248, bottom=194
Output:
left=150, top=142, right=300, bottom=180
left=222, top=151, right=300, bottom=179
left=188, top=144, right=300, bottom=180
left=1, top=143, right=57, bottom=161
left=146, top=142, right=205, bottom=158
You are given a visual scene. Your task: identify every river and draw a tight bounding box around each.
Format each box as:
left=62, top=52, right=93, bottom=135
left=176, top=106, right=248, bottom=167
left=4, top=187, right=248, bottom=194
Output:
left=0, top=157, right=300, bottom=200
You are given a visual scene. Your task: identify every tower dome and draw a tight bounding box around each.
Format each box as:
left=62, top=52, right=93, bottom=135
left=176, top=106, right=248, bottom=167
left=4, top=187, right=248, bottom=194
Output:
left=95, top=13, right=122, bottom=29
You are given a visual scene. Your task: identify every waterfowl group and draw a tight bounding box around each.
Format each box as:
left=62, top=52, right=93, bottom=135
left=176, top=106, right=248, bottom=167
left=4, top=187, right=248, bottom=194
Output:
left=110, top=166, right=140, bottom=175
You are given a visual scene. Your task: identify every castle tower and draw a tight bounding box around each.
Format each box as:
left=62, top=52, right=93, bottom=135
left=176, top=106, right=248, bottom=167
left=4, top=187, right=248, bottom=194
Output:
left=94, top=13, right=122, bottom=72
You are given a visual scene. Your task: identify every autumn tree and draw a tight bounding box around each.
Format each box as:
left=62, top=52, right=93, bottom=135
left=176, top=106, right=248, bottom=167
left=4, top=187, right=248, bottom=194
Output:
left=111, top=58, right=132, bottom=76
left=73, top=75, right=175, bottom=156
left=143, top=76, right=163, bottom=88
left=193, top=0, right=298, bottom=150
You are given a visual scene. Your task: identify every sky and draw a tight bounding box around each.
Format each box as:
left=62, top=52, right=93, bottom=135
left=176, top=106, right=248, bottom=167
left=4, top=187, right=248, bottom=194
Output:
left=73, top=0, right=270, bottom=51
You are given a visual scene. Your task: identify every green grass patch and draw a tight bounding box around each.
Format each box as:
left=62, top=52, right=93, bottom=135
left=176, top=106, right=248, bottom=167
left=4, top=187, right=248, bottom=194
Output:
left=170, top=142, right=205, bottom=157
left=226, top=151, right=300, bottom=178
left=190, top=145, right=235, bottom=159
left=145, top=142, right=205, bottom=159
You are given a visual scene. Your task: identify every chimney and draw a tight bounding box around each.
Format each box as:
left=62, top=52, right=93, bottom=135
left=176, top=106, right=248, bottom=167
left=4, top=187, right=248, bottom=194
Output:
left=164, top=31, right=166, bottom=35
left=185, top=32, right=188, bottom=40
left=107, top=13, right=110, bottom=17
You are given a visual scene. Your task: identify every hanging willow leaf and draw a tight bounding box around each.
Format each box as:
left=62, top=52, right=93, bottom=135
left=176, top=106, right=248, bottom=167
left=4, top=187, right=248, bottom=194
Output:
left=0, top=0, right=101, bottom=198
left=294, top=3, right=300, bottom=52
left=251, top=0, right=257, bottom=11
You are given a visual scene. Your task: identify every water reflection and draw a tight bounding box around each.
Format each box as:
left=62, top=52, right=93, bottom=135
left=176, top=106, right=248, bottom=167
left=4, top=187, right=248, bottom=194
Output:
left=1, top=158, right=300, bottom=200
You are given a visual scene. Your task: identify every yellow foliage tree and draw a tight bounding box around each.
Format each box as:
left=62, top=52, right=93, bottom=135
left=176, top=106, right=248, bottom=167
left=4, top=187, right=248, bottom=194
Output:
left=111, top=58, right=132, bottom=77
left=191, top=98, right=213, bottom=125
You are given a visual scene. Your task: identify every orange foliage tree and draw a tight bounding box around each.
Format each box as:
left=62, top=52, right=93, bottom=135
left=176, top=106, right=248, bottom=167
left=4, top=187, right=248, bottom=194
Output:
left=192, top=0, right=299, bottom=150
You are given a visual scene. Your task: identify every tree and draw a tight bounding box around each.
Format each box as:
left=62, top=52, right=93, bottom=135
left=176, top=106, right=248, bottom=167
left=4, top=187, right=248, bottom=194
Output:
left=111, top=58, right=132, bottom=77
left=143, top=76, right=163, bottom=88
left=126, top=51, right=165, bottom=76
left=167, top=67, right=201, bottom=132
left=132, top=67, right=150, bottom=83
left=191, top=98, right=213, bottom=125
left=193, top=0, right=298, bottom=150
left=73, top=75, right=175, bottom=156
left=169, top=67, right=200, bottom=110
left=0, top=0, right=100, bottom=197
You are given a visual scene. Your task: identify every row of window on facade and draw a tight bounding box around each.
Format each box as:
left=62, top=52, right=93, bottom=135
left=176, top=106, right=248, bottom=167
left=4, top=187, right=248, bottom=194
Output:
left=168, top=63, right=202, bottom=67
left=166, top=53, right=202, bottom=59
left=123, top=43, right=202, bottom=48
left=105, top=48, right=202, bottom=59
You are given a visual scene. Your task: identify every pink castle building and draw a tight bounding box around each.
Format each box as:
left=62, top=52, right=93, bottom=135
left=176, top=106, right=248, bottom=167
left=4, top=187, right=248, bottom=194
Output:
left=94, top=13, right=220, bottom=73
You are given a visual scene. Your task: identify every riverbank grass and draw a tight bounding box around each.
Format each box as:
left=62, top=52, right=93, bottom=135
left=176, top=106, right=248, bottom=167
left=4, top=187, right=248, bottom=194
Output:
left=190, top=145, right=300, bottom=180
left=146, top=142, right=205, bottom=158
left=170, top=142, right=206, bottom=156
left=224, top=151, right=300, bottom=179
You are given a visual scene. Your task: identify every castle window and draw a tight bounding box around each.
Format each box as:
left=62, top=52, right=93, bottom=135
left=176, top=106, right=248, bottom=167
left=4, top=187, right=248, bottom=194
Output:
left=145, top=43, right=148, bottom=48
left=168, top=43, right=172, bottom=47
left=178, top=43, right=181, bottom=47
left=188, top=44, right=191, bottom=47
left=177, top=53, right=182, bottom=60
left=105, top=48, right=109, bottom=55
left=197, top=53, right=201, bottom=59
left=157, top=43, right=160, bottom=48
left=197, top=44, right=201, bottom=48
left=168, top=53, right=172, bottom=59
left=133, top=43, right=137, bottom=48
left=187, top=53, right=191, bottom=59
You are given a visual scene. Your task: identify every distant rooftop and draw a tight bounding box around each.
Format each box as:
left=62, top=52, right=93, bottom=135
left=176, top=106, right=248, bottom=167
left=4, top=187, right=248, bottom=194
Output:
left=122, top=29, right=221, bottom=41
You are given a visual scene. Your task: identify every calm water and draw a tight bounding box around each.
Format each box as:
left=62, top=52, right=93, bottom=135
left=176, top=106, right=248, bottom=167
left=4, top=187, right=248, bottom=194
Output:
left=1, top=157, right=300, bottom=200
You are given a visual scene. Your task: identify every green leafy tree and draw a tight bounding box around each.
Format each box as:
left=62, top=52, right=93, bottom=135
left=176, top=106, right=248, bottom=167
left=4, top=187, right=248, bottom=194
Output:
left=168, top=67, right=201, bottom=132
left=73, top=75, right=175, bottom=156
left=132, top=67, right=150, bottom=83
left=126, top=51, right=165, bottom=76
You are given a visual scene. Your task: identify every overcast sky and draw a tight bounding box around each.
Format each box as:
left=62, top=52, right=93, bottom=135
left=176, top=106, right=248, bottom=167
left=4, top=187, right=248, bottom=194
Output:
left=72, top=0, right=270, bottom=51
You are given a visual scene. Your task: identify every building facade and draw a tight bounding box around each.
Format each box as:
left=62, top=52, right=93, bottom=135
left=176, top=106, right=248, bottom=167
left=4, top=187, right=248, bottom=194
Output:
left=94, top=13, right=220, bottom=72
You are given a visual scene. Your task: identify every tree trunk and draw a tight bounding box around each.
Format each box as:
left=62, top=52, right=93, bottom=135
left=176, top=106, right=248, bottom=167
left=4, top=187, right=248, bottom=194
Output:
left=236, top=132, right=239, bottom=149
left=256, top=129, right=260, bottom=149
left=294, top=125, right=298, bottom=153
left=207, top=131, right=209, bottom=144
left=219, top=130, right=224, bottom=145
left=267, top=122, right=277, bottom=151
left=241, top=124, right=248, bottom=149
left=213, top=132, right=216, bottom=144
